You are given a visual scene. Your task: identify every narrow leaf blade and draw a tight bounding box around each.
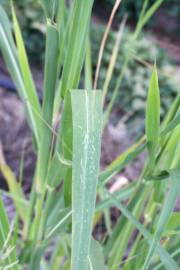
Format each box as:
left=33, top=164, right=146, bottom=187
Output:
left=142, top=169, right=180, bottom=269
left=12, top=4, right=41, bottom=139
left=146, top=65, right=160, bottom=170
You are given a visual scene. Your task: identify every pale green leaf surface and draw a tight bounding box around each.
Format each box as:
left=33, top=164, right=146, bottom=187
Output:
left=88, top=238, right=107, bottom=270
left=166, top=212, right=180, bottom=231
left=71, top=90, right=102, bottom=270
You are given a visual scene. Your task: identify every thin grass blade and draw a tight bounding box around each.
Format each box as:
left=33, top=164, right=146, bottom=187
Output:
left=161, top=112, right=180, bottom=137
left=102, top=15, right=126, bottom=104
left=99, top=138, right=146, bottom=184
left=0, top=199, right=19, bottom=270
left=94, top=0, right=122, bottom=89
left=0, top=143, right=27, bottom=221
left=96, top=182, right=137, bottom=212
left=85, top=36, right=93, bottom=90
left=11, top=4, right=41, bottom=140
left=104, top=0, right=164, bottom=125
left=142, top=169, right=180, bottom=270
left=102, top=185, right=179, bottom=270
left=136, top=0, right=164, bottom=37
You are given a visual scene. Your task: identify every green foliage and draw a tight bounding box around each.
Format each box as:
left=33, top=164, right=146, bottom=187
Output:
left=0, top=199, right=19, bottom=269
left=0, top=1, right=179, bottom=270
left=0, top=0, right=44, bottom=61
left=99, top=0, right=180, bottom=24
left=91, top=25, right=179, bottom=130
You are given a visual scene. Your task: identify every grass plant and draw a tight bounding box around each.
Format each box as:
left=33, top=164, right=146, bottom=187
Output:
left=0, top=0, right=179, bottom=269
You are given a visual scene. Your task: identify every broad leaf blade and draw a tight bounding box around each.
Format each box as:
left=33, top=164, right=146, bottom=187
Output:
left=71, top=90, right=102, bottom=270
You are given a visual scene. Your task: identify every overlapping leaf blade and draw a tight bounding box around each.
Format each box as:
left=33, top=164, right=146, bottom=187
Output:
left=99, top=138, right=146, bottom=184
left=0, top=198, right=19, bottom=270
left=142, top=170, right=180, bottom=270
left=60, top=0, right=94, bottom=98
left=35, top=22, right=59, bottom=192
left=88, top=238, right=107, bottom=270
left=102, top=186, right=179, bottom=270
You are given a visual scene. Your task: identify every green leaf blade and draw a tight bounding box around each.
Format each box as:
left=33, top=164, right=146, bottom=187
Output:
left=60, top=0, right=94, bottom=98
left=71, top=90, right=102, bottom=270
left=11, top=4, right=42, bottom=142
left=88, top=238, right=107, bottom=270
left=35, top=22, right=59, bottom=191
left=146, top=65, right=160, bottom=170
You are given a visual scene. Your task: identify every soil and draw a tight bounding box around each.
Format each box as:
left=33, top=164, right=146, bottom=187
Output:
left=0, top=59, right=43, bottom=190
left=0, top=87, right=35, bottom=189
